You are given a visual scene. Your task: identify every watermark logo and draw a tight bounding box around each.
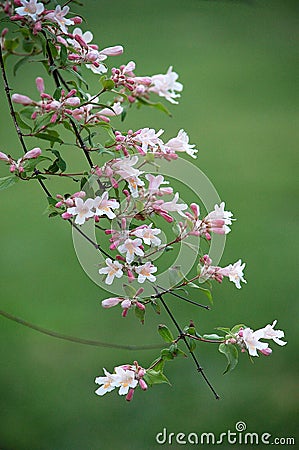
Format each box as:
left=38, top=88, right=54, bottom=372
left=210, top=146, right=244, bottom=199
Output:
left=155, top=421, right=296, bottom=446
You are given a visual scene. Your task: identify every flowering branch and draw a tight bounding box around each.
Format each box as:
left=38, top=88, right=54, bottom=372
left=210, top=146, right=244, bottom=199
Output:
left=0, top=0, right=287, bottom=403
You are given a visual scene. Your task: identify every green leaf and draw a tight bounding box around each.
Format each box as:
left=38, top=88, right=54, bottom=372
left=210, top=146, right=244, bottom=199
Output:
left=230, top=324, right=246, bottom=334
left=23, top=155, right=51, bottom=171
left=158, top=324, right=174, bottom=343
left=59, top=44, right=68, bottom=66
left=137, top=97, right=172, bottom=117
left=202, top=334, right=224, bottom=341
left=13, top=57, right=29, bottom=76
left=151, top=300, right=161, bottom=315
left=219, top=343, right=239, bottom=374
left=216, top=327, right=231, bottom=334
left=15, top=111, right=32, bottom=131
left=4, top=38, right=19, bottom=52
left=122, top=284, right=136, bottom=298
left=0, top=176, right=18, bottom=191
left=148, top=358, right=165, bottom=372
left=100, top=78, right=115, bottom=90
left=35, top=132, right=63, bottom=144
left=197, top=285, right=213, bottom=304
left=134, top=305, right=145, bottom=324
left=53, top=87, right=62, bottom=101
left=160, top=348, right=174, bottom=361
left=143, top=369, right=171, bottom=387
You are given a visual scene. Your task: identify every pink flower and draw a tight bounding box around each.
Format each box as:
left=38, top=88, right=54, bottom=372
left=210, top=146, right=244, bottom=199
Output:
left=15, top=0, right=44, bottom=21
left=132, top=224, right=161, bottom=246
left=161, top=192, right=188, bottom=217
left=165, top=129, right=198, bottom=159
left=101, top=297, right=123, bottom=308
left=67, top=197, right=95, bottom=225
left=45, top=5, right=73, bottom=33
left=93, top=191, right=119, bottom=219
left=99, top=258, right=123, bottom=285
left=149, top=66, right=183, bottom=104
left=118, top=238, right=144, bottom=264
left=135, top=262, right=157, bottom=283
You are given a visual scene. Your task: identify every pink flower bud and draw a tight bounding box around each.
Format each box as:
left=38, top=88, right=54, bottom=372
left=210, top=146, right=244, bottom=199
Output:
left=74, top=34, right=88, bottom=49
left=61, top=212, right=72, bottom=220
left=11, top=94, right=33, bottom=106
left=260, top=348, right=272, bottom=356
left=33, top=21, right=42, bottom=35
left=111, top=178, right=118, bottom=189
left=0, top=151, right=9, bottom=162
left=126, top=388, right=135, bottom=402
left=72, top=16, right=82, bottom=24
left=10, top=164, right=16, bottom=172
left=55, top=201, right=63, bottom=208
left=66, top=89, right=77, bottom=98
left=158, top=211, right=174, bottom=223
left=139, top=379, right=148, bottom=391
left=23, top=147, right=41, bottom=159
left=1, top=28, right=9, bottom=38
left=94, top=215, right=100, bottom=223
left=136, top=301, right=145, bottom=311
left=238, top=329, right=244, bottom=337
left=127, top=270, right=135, bottom=283
left=14, top=0, right=22, bottom=6
left=64, top=96, right=81, bottom=107
left=190, top=203, right=200, bottom=218
left=115, top=255, right=125, bottom=261
left=102, top=297, right=122, bottom=308
left=50, top=113, right=58, bottom=123
left=31, top=111, right=38, bottom=120
left=10, top=14, right=24, bottom=21
left=97, top=115, right=110, bottom=123
left=18, top=166, right=24, bottom=173
left=100, top=45, right=124, bottom=56
left=121, top=299, right=132, bottom=309
left=136, top=288, right=144, bottom=296
left=65, top=198, right=74, bottom=207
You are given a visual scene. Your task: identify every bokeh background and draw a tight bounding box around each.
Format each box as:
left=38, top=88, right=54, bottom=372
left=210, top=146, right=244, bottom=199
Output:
left=0, top=0, right=298, bottom=448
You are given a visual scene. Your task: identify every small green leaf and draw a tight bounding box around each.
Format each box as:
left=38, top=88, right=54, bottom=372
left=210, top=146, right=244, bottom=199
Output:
left=143, top=369, right=171, bottom=386
left=230, top=324, right=246, bottom=334
left=134, top=305, right=145, bottom=324
left=4, top=38, right=19, bottom=52
left=13, top=57, right=29, bottom=76
left=53, top=87, right=62, bottom=101
left=160, top=348, right=174, bottom=360
left=197, top=285, right=213, bottom=304
left=122, top=284, right=136, bottom=298
left=148, top=358, right=165, bottom=372
left=15, top=111, right=31, bottom=131
left=168, top=265, right=183, bottom=287
left=202, top=334, right=224, bottom=341
left=137, top=97, right=172, bottom=117
left=219, top=343, right=239, bottom=374
left=0, top=176, right=18, bottom=191
left=151, top=300, right=161, bottom=315
left=59, top=44, right=68, bottom=66
left=100, top=78, right=114, bottom=90
left=158, top=324, right=174, bottom=343
left=35, top=132, right=63, bottom=144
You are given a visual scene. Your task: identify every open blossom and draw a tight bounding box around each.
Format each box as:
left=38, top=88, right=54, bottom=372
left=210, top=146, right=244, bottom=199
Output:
left=45, top=5, right=74, bottom=33
left=67, top=197, right=94, bottom=225
left=260, top=320, right=287, bottom=346
left=15, top=0, right=44, bottom=21
left=94, top=368, right=116, bottom=396
left=132, top=224, right=161, bottom=246
left=165, top=129, right=198, bottom=159
left=161, top=192, right=188, bottom=217
left=112, top=366, right=138, bottom=395
left=98, top=102, right=123, bottom=117
left=242, top=327, right=270, bottom=357
left=118, top=238, right=144, bottom=264
left=134, top=128, right=164, bottom=153
left=219, top=259, right=247, bottom=289
left=149, top=66, right=183, bottom=104
left=99, top=258, right=123, bottom=285
left=145, top=174, right=172, bottom=195
left=135, top=262, right=157, bottom=283
left=93, top=192, right=119, bottom=219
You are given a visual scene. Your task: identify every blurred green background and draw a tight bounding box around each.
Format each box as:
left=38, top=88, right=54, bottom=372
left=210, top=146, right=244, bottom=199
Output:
left=0, top=0, right=298, bottom=448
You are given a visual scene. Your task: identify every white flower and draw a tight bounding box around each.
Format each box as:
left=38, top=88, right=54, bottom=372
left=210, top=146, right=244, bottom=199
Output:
left=260, top=320, right=287, bottom=346
left=205, top=202, right=234, bottom=234
left=111, top=366, right=138, bottom=396
left=162, top=192, right=188, bottom=217
left=132, top=224, right=161, bottom=246
left=165, top=129, right=198, bottom=159
left=112, top=156, right=144, bottom=197
left=242, top=327, right=269, bottom=357
left=145, top=174, right=170, bottom=195
left=15, top=0, right=44, bottom=21
left=67, top=197, right=94, bottom=225
left=118, top=238, right=144, bottom=264
left=99, top=258, right=123, bottom=285
left=135, top=262, right=157, bottom=283
left=220, top=259, right=246, bottom=289
left=99, top=102, right=123, bottom=117
left=95, top=368, right=116, bottom=396
left=45, top=5, right=73, bottom=33
left=68, top=27, right=94, bottom=48
left=93, top=191, right=119, bottom=219
left=149, top=66, right=183, bottom=104
left=134, top=128, right=164, bottom=153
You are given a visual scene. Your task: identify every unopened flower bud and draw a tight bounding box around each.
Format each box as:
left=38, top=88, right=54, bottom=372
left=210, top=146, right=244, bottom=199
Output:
left=0, top=151, right=9, bottom=162
left=23, top=147, right=41, bottom=159
left=61, top=212, right=72, bottom=220
left=126, top=388, right=135, bottom=402
left=139, top=379, right=148, bottom=391
left=102, top=297, right=121, bottom=308
left=11, top=94, right=33, bottom=105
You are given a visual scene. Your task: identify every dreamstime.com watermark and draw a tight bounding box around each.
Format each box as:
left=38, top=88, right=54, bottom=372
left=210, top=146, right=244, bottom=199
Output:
left=155, top=421, right=296, bottom=446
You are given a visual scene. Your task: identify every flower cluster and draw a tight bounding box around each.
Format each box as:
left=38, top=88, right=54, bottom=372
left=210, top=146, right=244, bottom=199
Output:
left=95, top=361, right=147, bottom=402
left=234, top=321, right=287, bottom=357
left=199, top=254, right=247, bottom=289
left=0, top=147, right=41, bottom=173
